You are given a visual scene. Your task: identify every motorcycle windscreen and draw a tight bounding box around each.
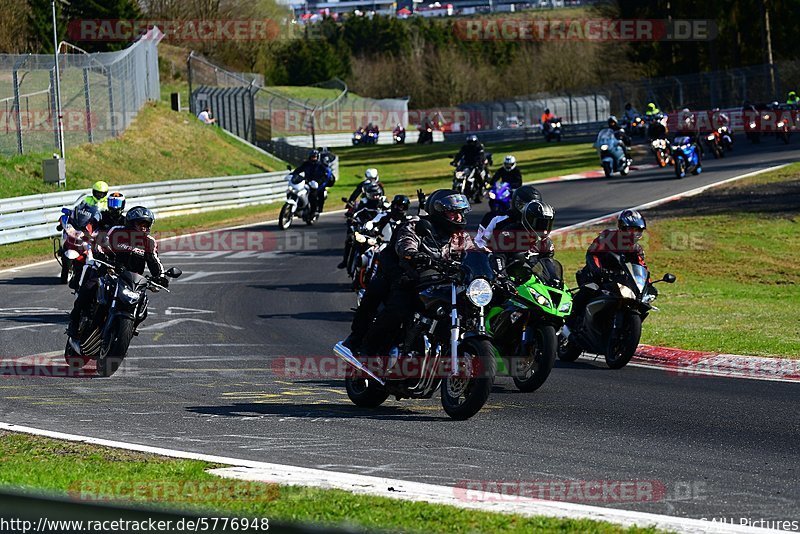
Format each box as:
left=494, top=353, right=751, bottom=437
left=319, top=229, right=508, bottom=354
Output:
left=625, top=263, right=648, bottom=294
left=530, top=258, right=564, bottom=288
left=461, top=251, right=495, bottom=284
left=595, top=128, right=616, bottom=145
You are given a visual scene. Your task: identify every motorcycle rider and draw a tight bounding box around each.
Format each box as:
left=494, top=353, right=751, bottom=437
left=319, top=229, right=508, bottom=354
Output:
left=622, top=103, right=639, bottom=125
left=346, top=168, right=384, bottom=205
left=338, top=172, right=386, bottom=270
left=291, top=149, right=334, bottom=216
left=359, top=190, right=477, bottom=357
left=60, top=200, right=102, bottom=290
left=607, top=115, right=632, bottom=159
left=566, top=209, right=649, bottom=333
left=489, top=155, right=523, bottom=190
left=787, top=91, right=799, bottom=108
left=644, top=102, right=661, bottom=121
left=98, top=192, right=126, bottom=232
left=476, top=185, right=542, bottom=249
left=83, top=181, right=110, bottom=211
left=66, top=206, right=167, bottom=348
left=540, top=108, right=555, bottom=125
left=366, top=194, right=411, bottom=240
left=451, top=135, right=488, bottom=201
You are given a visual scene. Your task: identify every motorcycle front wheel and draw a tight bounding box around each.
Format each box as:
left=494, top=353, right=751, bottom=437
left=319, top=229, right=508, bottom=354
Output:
left=604, top=313, right=642, bottom=369
left=441, top=338, right=496, bottom=420
left=64, top=339, right=91, bottom=370
left=279, top=203, right=294, bottom=230
left=674, top=157, right=686, bottom=179
left=60, top=258, right=71, bottom=284
left=96, top=317, right=134, bottom=377
left=511, top=325, right=556, bottom=392
left=602, top=161, right=612, bottom=178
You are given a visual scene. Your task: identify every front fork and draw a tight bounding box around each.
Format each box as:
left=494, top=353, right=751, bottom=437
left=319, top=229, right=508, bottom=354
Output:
left=450, top=284, right=460, bottom=375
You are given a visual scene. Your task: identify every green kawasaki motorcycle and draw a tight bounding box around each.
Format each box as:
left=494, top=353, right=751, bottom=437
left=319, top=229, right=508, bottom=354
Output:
left=486, top=256, right=573, bottom=392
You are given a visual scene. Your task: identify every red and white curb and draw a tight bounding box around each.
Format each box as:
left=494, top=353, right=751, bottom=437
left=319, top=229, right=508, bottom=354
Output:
left=0, top=422, right=778, bottom=534
left=628, top=345, right=800, bottom=383
left=529, top=164, right=659, bottom=185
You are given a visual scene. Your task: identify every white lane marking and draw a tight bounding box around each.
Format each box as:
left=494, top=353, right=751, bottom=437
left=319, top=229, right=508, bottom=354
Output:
left=0, top=423, right=773, bottom=534
left=164, top=307, right=215, bottom=316
left=552, top=163, right=790, bottom=234
left=178, top=270, right=264, bottom=283
left=0, top=324, right=47, bottom=332
left=138, top=318, right=244, bottom=331
left=133, top=344, right=265, bottom=348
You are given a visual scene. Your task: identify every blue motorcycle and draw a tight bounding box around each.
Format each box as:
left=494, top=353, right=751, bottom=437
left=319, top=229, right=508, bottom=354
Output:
left=595, top=128, right=631, bottom=177
left=671, top=136, right=702, bottom=178
left=487, top=180, right=512, bottom=214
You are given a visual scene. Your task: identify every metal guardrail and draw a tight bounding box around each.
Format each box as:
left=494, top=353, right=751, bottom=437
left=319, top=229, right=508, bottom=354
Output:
left=0, top=171, right=289, bottom=245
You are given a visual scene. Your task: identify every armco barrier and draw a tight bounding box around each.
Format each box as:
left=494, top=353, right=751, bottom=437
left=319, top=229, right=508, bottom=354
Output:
left=0, top=171, right=288, bottom=245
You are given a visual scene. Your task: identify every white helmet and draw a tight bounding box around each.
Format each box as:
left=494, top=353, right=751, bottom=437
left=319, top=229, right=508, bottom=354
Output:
left=503, top=155, right=516, bottom=171
left=365, top=168, right=379, bottom=182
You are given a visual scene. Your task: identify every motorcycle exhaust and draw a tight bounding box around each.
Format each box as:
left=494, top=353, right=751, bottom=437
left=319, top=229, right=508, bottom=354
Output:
left=334, top=342, right=386, bottom=386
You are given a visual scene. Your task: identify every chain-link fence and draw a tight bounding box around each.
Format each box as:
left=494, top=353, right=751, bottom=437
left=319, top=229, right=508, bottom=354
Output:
left=460, top=62, right=795, bottom=132
left=0, top=28, right=162, bottom=157
left=187, top=53, right=409, bottom=152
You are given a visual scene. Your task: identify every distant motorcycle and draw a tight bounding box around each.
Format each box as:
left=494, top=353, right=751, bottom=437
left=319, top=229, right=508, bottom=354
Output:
left=65, top=251, right=182, bottom=376
left=671, top=136, right=702, bottom=178
left=704, top=130, right=725, bottom=159
left=559, top=254, right=676, bottom=369
left=650, top=138, right=672, bottom=167
left=352, top=128, right=367, bottom=146
left=279, top=169, right=323, bottom=229
left=487, top=181, right=512, bottom=214
left=393, top=127, right=406, bottom=144
left=595, top=128, right=631, bottom=177
left=417, top=125, right=433, bottom=144
left=543, top=117, right=562, bottom=142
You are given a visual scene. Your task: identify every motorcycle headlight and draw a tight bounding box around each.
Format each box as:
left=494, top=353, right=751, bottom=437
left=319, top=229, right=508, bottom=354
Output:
left=763, top=114, right=770, bottom=120
left=555, top=122, right=561, bottom=128
left=617, top=283, right=637, bottom=300
left=707, top=134, right=715, bottom=141
left=488, top=191, right=496, bottom=199
left=600, top=144, right=609, bottom=151
left=455, top=171, right=463, bottom=178
left=121, top=287, right=140, bottom=303
left=642, top=292, right=656, bottom=304
left=364, top=221, right=374, bottom=231
left=366, top=237, right=378, bottom=246
left=777, top=121, right=785, bottom=128
left=531, top=289, right=552, bottom=309
left=558, top=301, right=572, bottom=313
left=354, top=233, right=367, bottom=243
left=749, top=122, right=756, bottom=129
left=466, top=278, right=493, bottom=307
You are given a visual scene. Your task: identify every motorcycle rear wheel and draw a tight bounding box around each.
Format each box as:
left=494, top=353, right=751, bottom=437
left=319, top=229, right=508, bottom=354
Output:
left=345, top=370, right=389, bottom=408
left=511, top=325, right=556, bottom=392
left=279, top=203, right=294, bottom=230
left=441, top=338, right=496, bottom=420
left=604, top=314, right=642, bottom=369
left=557, top=334, right=582, bottom=362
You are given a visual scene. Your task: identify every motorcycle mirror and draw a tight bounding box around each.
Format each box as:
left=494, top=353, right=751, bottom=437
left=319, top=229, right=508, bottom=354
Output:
left=286, top=165, right=292, bottom=171
left=661, top=273, right=676, bottom=284
left=166, top=267, right=183, bottom=278
left=64, top=249, right=80, bottom=260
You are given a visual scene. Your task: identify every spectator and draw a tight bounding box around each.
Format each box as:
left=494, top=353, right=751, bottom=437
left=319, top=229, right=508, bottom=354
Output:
left=197, top=106, right=217, bottom=125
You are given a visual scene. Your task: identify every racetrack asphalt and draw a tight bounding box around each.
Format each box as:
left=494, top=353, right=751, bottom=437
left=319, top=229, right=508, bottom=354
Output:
left=1, top=138, right=798, bottom=522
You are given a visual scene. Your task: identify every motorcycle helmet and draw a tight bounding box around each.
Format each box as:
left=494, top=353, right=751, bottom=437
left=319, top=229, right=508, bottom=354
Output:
left=125, top=206, right=155, bottom=233
left=544, top=108, right=550, bottom=114
left=625, top=103, right=632, bottom=111
left=503, top=155, right=517, bottom=171
left=390, top=194, right=410, bottom=217
left=92, top=180, right=109, bottom=200
left=511, top=185, right=542, bottom=221
left=466, top=134, right=479, bottom=145
left=364, top=168, right=379, bottom=182
left=107, top=192, right=126, bottom=215
left=608, top=115, right=618, bottom=128
left=521, top=200, right=555, bottom=238
left=647, top=102, right=657, bottom=113
left=428, top=189, right=471, bottom=234
left=70, top=201, right=101, bottom=231
left=308, top=149, right=320, bottom=162
left=618, top=209, right=646, bottom=241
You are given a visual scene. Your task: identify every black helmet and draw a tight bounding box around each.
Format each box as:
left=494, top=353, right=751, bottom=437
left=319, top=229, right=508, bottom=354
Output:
left=125, top=206, right=155, bottom=232
left=363, top=182, right=383, bottom=201
left=544, top=108, right=550, bottom=114
left=427, top=189, right=471, bottom=234
left=608, top=115, right=618, bottom=128
left=521, top=200, right=555, bottom=237
left=70, top=201, right=101, bottom=231
left=625, top=102, right=632, bottom=110
left=390, top=194, right=410, bottom=215
left=466, top=134, right=478, bottom=145
left=510, top=185, right=542, bottom=221
left=618, top=209, right=646, bottom=232
left=308, top=149, right=320, bottom=161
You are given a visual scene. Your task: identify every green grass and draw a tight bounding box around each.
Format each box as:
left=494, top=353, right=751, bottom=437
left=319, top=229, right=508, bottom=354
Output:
left=265, top=85, right=349, bottom=102
left=554, top=165, right=800, bottom=358
left=332, top=140, right=598, bottom=201
left=0, top=433, right=657, bottom=534
left=0, top=101, right=284, bottom=199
